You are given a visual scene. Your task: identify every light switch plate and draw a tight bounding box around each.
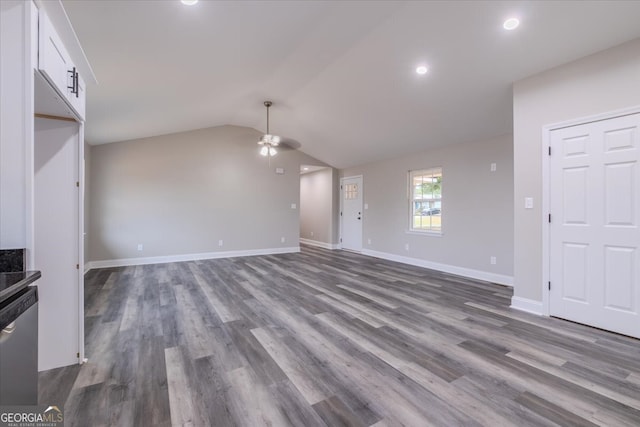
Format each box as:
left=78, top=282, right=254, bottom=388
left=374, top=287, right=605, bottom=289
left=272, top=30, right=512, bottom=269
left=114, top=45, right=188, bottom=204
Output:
left=525, top=197, right=533, bottom=209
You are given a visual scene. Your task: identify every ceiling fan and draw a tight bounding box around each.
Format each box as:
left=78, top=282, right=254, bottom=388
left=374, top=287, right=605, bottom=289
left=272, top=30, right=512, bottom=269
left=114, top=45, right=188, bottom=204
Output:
left=258, top=101, right=280, bottom=157
left=257, top=101, right=301, bottom=163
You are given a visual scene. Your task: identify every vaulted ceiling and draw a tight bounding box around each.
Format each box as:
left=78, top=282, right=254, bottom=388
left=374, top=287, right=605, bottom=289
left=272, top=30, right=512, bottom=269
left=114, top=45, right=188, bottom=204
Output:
left=63, top=0, right=640, bottom=168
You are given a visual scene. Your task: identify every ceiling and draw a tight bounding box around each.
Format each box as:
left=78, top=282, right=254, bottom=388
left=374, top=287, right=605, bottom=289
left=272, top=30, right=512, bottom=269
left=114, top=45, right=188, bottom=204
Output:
left=62, top=0, right=640, bottom=169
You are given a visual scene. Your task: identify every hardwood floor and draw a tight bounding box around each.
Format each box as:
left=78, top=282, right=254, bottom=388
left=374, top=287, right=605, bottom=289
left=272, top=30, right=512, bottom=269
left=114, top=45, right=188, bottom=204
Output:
left=39, top=245, right=640, bottom=426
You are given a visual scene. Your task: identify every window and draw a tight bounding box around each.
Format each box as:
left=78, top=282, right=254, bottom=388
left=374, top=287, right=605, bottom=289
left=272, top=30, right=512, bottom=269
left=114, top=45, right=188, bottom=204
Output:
left=410, top=167, right=442, bottom=233
left=345, top=183, right=358, bottom=200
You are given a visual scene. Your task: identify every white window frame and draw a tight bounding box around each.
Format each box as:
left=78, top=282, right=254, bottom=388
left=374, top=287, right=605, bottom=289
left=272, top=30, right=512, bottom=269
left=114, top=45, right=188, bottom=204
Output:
left=409, top=167, right=442, bottom=234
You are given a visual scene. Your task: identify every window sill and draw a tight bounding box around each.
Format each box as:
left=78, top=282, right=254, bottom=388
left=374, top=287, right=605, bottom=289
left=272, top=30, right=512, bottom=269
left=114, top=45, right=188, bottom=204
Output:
left=405, top=230, right=443, bottom=237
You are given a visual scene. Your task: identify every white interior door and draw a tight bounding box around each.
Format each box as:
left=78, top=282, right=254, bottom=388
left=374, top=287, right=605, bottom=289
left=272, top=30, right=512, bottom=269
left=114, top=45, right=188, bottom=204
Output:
left=34, top=117, right=80, bottom=370
left=341, top=176, right=363, bottom=252
left=550, top=112, right=640, bottom=338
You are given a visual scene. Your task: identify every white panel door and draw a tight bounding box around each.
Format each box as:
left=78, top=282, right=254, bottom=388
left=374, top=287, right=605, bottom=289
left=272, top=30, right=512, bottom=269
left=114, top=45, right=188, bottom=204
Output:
left=550, top=113, right=640, bottom=338
left=341, top=176, right=363, bottom=252
left=34, top=117, right=80, bottom=370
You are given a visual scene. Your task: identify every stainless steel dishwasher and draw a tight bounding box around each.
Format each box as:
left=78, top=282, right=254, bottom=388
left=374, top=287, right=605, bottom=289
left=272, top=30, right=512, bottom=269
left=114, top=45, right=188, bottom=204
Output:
left=0, top=286, right=39, bottom=405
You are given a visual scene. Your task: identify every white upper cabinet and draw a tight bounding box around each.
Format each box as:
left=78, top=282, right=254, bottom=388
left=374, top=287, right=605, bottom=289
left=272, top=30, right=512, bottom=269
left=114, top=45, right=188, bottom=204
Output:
left=37, top=10, right=85, bottom=120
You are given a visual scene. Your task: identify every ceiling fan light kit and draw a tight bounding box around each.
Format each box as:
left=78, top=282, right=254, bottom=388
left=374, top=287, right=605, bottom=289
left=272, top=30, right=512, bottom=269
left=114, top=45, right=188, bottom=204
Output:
left=258, top=101, right=280, bottom=158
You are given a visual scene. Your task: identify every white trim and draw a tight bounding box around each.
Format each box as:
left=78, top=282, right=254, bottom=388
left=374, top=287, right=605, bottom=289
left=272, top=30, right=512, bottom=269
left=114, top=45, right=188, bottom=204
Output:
left=541, top=105, right=640, bottom=316
left=85, top=246, right=300, bottom=271
left=361, top=249, right=513, bottom=286
left=510, top=296, right=544, bottom=316
left=77, top=122, right=85, bottom=363
left=299, top=238, right=339, bottom=250
left=544, top=105, right=640, bottom=132
left=25, top=1, right=36, bottom=271
left=541, top=121, right=551, bottom=316
left=404, top=230, right=443, bottom=237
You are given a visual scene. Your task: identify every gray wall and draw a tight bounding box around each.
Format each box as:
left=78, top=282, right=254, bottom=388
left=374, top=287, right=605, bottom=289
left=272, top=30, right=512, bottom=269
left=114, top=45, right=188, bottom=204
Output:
left=341, top=134, right=514, bottom=281
left=84, top=141, right=91, bottom=267
left=300, top=167, right=338, bottom=246
left=88, top=125, right=325, bottom=262
left=513, top=38, right=640, bottom=302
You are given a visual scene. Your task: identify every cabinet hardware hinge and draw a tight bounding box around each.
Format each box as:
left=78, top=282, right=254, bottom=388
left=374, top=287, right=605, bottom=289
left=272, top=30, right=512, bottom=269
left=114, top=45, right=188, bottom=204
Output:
left=548, top=214, right=551, bottom=223
left=548, top=281, right=551, bottom=291
left=548, top=146, right=551, bottom=156
left=340, top=238, right=342, bottom=243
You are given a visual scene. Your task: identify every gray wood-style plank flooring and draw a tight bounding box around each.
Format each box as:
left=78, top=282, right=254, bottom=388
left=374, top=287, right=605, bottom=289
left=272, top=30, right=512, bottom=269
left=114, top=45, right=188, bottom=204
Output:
left=39, top=245, right=640, bottom=426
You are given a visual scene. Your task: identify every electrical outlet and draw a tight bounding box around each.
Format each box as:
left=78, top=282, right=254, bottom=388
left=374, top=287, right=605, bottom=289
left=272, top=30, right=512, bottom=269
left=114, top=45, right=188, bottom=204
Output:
left=281, top=237, right=285, bottom=243
left=137, top=244, right=143, bottom=251
left=218, top=240, right=223, bottom=247
left=364, top=203, right=369, bottom=210
left=490, top=162, right=497, bottom=172
left=367, top=238, right=372, bottom=245
left=291, top=203, right=297, bottom=209
left=310, top=231, right=314, bottom=237
left=404, top=243, right=409, bottom=251
left=490, top=256, right=497, bottom=265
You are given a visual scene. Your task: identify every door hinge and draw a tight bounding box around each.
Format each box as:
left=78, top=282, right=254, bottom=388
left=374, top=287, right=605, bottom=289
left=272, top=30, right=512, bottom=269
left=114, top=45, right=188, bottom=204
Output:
left=340, top=238, right=342, bottom=243
left=548, top=214, right=551, bottom=223
left=77, top=352, right=80, bottom=358
left=548, top=146, right=551, bottom=156
left=76, top=181, right=79, bottom=187
left=76, top=264, right=79, bottom=270
left=548, top=281, right=551, bottom=291
left=340, top=211, right=342, bottom=216
left=340, top=185, right=343, bottom=190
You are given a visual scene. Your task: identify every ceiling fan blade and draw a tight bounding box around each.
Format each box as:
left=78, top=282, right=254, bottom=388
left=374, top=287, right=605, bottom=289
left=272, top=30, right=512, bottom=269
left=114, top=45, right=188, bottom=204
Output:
left=278, top=137, right=301, bottom=150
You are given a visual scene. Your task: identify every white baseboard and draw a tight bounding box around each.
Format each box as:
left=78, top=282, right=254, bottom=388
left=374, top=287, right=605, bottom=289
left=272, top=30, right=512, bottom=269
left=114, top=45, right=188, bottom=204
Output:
left=85, top=246, right=300, bottom=271
left=361, top=249, right=514, bottom=286
left=510, top=296, right=544, bottom=315
left=299, top=238, right=339, bottom=250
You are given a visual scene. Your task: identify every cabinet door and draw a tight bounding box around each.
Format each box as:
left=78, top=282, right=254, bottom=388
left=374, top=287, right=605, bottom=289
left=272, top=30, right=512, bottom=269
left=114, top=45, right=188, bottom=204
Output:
left=38, top=12, right=72, bottom=100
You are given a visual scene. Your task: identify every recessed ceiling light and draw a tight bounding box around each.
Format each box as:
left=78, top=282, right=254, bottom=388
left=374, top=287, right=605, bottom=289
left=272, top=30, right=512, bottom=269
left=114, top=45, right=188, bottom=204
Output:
left=181, top=0, right=198, bottom=5
left=416, top=65, right=428, bottom=75
left=503, top=17, right=520, bottom=30
left=303, top=167, right=309, bottom=171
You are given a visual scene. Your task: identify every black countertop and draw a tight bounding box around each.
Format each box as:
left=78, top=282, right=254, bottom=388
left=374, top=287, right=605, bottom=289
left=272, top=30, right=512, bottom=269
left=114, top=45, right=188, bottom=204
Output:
left=0, top=270, right=41, bottom=305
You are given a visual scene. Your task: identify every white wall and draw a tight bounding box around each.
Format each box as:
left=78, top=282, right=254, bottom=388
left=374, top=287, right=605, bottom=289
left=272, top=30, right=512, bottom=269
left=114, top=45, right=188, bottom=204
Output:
left=341, top=134, right=514, bottom=284
left=513, top=38, right=640, bottom=304
left=88, top=125, right=327, bottom=265
left=300, top=167, right=338, bottom=247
